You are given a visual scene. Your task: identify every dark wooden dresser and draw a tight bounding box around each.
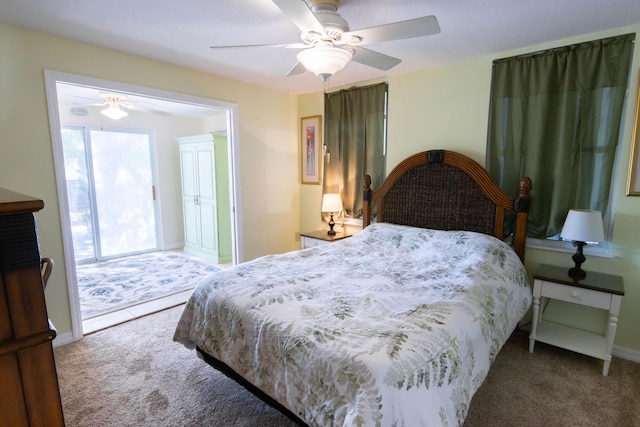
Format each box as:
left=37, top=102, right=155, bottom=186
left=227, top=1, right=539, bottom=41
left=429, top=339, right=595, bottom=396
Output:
left=0, top=188, right=64, bottom=426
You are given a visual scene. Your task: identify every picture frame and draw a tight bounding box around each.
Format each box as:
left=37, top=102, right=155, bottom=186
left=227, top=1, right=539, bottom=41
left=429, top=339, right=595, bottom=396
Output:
left=300, top=115, right=322, bottom=185
left=627, top=73, right=640, bottom=196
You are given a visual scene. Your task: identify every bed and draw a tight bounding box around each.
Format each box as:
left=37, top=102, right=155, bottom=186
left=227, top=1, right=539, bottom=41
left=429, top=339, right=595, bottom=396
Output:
left=174, top=149, right=533, bottom=426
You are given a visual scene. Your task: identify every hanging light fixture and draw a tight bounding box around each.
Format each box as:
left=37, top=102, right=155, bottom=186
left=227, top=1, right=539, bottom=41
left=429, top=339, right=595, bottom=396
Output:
left=100, top=105, right=128, bottom=120
left=100, top=94, right=128, bottom=120
left=297, top=43, right=352, bottom=80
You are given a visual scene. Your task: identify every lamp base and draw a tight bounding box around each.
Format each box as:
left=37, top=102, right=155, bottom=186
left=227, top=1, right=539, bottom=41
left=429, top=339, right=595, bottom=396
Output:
left=568, top=267, right=586, bottom=280
left=327, top=213, right=336, bottom=235
left=568, top=240, right=587, bottom=280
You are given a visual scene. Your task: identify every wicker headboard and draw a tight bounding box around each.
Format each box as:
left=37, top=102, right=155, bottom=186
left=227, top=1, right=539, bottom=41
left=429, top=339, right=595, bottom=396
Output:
left=362, top=150, right=532, bottom=261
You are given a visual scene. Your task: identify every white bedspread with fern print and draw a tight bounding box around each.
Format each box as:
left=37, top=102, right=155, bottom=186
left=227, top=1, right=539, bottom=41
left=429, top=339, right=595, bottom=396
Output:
left=174, top=223, right=532, bottom=426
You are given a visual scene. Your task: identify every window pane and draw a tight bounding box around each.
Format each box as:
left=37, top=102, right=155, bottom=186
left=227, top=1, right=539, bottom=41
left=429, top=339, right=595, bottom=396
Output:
left=486, top=34, right=634, bottom=241
left=89, top=130, right=157, bottom=256
left=61, top=127, right=95, bottom=261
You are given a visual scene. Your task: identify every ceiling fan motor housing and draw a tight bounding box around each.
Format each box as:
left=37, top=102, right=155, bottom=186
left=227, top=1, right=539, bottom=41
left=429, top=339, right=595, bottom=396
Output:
left=309, top=0, right=349, bottom=40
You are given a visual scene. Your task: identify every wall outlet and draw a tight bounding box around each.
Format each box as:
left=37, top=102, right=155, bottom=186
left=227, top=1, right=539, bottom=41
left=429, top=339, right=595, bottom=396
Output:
left=295, top=231, right=300, bottom=242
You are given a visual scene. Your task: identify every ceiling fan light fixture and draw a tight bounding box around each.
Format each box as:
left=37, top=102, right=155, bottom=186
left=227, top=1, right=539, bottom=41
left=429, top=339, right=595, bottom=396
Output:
left=297, top=45, right=352, bottom=80
left=101, top=105, right=128, bottom=120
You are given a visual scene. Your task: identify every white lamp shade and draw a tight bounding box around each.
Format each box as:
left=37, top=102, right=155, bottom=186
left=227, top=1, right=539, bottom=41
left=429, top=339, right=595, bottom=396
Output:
left=321, top=193, right=342, bottom=213
left=101, top=106, right=128, bottom=120
left=297, top=46, right=352, bottom=80
left=560, top=209, right=604, bottom=243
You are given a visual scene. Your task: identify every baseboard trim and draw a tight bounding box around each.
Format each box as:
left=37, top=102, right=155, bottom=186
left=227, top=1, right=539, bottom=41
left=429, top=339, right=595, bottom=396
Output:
left=53, top=331, right=76, bottom=348
left=613, top=345, right=640, bottom=363
left=162, top=242, right=184, bottom=251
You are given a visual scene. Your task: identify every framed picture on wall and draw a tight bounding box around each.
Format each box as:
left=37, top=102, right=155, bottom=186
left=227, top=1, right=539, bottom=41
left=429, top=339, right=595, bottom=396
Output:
left=627, top=73, right=640, bottom=196
left=301, top=115, right=322, bottom=185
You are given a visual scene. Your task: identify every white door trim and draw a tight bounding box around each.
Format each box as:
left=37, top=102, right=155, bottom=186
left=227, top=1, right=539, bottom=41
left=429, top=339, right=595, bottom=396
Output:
left=44, top=70, right=243, bottom=342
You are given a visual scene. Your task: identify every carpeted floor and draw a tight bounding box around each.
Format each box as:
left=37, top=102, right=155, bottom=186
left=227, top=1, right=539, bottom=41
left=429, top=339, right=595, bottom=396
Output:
left=76, top=252, right=221, bottom=319
left=54, top=305, right=640, bottom=426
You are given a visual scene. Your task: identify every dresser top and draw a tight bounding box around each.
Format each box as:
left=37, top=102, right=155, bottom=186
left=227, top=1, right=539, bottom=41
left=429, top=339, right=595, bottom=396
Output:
left=0, top=188, right=44, bottom=215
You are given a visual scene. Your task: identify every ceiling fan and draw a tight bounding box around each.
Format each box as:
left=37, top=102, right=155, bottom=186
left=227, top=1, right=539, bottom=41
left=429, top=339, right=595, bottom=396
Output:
left=210, top=0, right=440, bottom=80
left=73, top=92, right=162, bottom=120
left=97, top=93, right=133, bottom=120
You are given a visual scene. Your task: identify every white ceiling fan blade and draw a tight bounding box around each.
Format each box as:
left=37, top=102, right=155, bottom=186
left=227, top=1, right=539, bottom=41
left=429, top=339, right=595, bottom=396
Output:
left=120, top=102, right=144, bottom=111
left=350, top=46, right=401, bottom=71
left=69, top=94, right=103, bottom=102
left=211, top=42, right=300, bottom=49
left=343, top=15, right=440, bottom=45
left=285, top=62, right=307, bottom=76
left=284, top=43, right=312, bottom=49
left=119, top=100, right=171, bottom=116
left=74, top=102, right=106, bottom=107
left=272, top=0, right=327, bottom=37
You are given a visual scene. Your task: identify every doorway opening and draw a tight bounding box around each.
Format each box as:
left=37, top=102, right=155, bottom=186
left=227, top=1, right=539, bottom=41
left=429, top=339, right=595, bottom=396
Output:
left=45, top=70, right=243, bottom=341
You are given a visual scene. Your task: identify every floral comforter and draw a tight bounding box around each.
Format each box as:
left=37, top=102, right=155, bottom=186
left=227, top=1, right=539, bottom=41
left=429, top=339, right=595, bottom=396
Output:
left=174, top=223, right=532, bottom=426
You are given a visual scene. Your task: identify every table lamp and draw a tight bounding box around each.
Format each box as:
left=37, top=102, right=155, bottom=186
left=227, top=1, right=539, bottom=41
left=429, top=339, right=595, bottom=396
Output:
left=560, top=209, right=604, bottom=279
left=321, top=193, right=342, bottom=235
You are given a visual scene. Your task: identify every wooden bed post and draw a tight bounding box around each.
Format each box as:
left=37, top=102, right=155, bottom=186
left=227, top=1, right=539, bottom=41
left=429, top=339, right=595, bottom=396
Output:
left=513, top=177, right=532, bottom=262
left=362, top=174, right=372, bottom=227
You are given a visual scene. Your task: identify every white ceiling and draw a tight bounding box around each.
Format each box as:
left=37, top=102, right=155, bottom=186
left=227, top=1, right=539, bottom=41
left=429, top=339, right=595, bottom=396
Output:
left=55, top=82, right=226, bottom=118
left=2, top=0, right=640, bottom=96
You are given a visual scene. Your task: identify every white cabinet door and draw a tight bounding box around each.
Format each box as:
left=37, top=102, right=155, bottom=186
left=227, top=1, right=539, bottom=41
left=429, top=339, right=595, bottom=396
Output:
left=179, top=136, right=223, bottom=262
left=180, top=147, right=200, bottom=250
left=195, top=144, right=219, bottom=257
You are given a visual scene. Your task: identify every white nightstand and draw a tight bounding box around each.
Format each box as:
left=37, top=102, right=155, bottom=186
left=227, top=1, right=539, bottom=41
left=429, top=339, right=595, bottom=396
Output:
left=529, top=264, right=625, bottom=376
left=300, top=230, right=352, bottom=249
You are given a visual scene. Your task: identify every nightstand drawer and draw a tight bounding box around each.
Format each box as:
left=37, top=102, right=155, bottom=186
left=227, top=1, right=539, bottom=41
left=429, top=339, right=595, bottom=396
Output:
left=300, top=230, right=353, bottom=249
left=541, top=281, right=612, bottom=310
left=301, top=236, right=327, bottom=249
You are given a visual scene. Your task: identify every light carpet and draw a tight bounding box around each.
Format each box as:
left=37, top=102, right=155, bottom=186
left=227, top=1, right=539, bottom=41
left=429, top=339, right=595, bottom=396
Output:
left=77, top=252, right=221, bottom=319
left=54, top=305, right=640, bottom=426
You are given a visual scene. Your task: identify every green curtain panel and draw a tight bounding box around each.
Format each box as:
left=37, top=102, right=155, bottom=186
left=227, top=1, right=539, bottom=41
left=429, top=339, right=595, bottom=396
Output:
left=487, top=33, right=634, bottom=238
left=323, top=82, right=387, bottom=218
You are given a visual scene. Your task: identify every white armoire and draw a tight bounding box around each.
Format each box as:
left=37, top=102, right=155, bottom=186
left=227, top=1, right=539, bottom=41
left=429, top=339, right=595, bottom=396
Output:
left=178, top=134, right=231, bottom=264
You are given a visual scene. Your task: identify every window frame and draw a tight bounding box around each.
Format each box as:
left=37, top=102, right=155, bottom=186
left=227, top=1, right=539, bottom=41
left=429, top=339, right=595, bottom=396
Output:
left=523, top=107, right=628, bottom=259
left=486, top=35, right=634, bottom=258
left=322, top=83, right=388, bottom=224
left=341, top=87, right=389, bottom=227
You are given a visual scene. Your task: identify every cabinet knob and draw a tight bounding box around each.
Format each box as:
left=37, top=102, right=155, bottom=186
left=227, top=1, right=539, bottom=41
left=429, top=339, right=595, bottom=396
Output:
left=570, top=291, right=579, bottom=298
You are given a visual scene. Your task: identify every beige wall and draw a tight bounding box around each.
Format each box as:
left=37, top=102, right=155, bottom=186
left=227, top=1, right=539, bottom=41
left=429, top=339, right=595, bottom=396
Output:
left=3, top=21, right=639, bottom=354
left=300, top=24, right=640, bottom=354
left=0, top=23, right=300, bottom=337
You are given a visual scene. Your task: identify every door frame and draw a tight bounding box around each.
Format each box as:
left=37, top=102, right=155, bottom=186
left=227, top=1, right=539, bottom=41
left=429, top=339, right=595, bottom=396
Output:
left=44, top=70, right=243, bottom=342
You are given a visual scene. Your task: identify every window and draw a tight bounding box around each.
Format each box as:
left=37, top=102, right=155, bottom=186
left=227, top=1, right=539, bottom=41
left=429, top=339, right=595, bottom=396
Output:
left=486, top=34, right=635, bottom=254
left=322, top=82, right=388, bottom=222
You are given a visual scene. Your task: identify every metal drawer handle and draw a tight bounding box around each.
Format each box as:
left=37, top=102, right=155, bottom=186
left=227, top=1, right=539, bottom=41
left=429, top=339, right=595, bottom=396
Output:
left=41, top=257, right=54, bottom=289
